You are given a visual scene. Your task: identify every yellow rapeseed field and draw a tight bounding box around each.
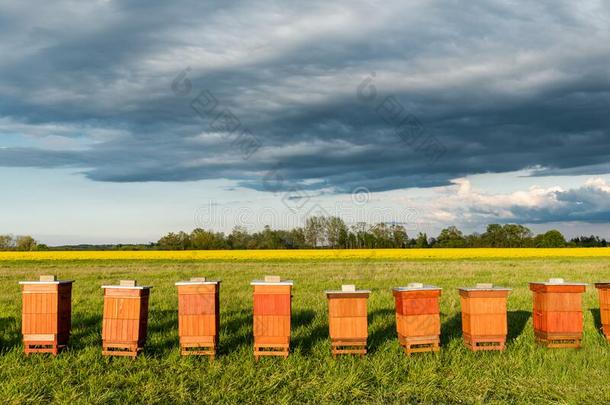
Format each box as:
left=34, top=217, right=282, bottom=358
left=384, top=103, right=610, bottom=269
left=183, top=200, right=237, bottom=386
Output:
left=1, top=248, right=610, bottom=261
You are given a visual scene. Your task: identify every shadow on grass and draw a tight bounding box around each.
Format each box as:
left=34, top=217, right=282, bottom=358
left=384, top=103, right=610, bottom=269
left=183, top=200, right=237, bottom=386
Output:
left=591, top=308, right=603, bottom=336
left=293, top=309, right=326, bottom=355
left=440, top=312, right=462, bottom=346
left=507, top=310, right=531, bottom=342
left=146, top=309, right=179, bottom=357
left=0, top=316, right=20, bottom=349
left=70, top=313, right=102, bottom=350
left=219, top=309, right=251, bottom=356
left=368, top=308, right=395, bottom=353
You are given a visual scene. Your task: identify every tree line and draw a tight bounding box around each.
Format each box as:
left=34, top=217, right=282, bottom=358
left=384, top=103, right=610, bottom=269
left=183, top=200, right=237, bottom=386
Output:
left=156, top=217, right=609, bottom=250
left=2, top=220, right=608, bottom=250
left=0, top=235, right=41, bottom=251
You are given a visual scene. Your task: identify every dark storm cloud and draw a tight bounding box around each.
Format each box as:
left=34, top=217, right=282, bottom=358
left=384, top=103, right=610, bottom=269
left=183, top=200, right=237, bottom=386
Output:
left=1, top=0, right=610, bottom=194
left=509, top=182, right=610, bottom=224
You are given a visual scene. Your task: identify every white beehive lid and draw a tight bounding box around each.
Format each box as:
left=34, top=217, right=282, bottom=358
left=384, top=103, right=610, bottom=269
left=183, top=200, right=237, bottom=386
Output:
left=175, top=277, right=221, bottom=286
left=251, top=275, right=293, bottom=286
left=19, top=275, right=73, bottom=285
left=459, top=283, right=512, bottom=291
left=325, top=284, right=371, bottom=294
left=393, top=282, right=441, bottom=292
left=101, top=279, right=152, bottom=289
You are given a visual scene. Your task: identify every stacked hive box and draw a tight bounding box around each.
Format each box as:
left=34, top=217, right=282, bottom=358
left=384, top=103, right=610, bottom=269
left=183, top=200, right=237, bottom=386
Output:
left=393, top=283, right=441, bottom=355
left=19, top=275, right=73, bottom=355
left=325, top=285, right=370, bottom=357
left=530, top=278, right=586, bottom=348
left=595, top=282, right=610, bottom=340
left=459, top=283, right=511, bottom=351
left=101, top=280, right=152, bottom=357
left=251, top=276, right=293, bottom=360
left=175, top=277, right=221, bottom=357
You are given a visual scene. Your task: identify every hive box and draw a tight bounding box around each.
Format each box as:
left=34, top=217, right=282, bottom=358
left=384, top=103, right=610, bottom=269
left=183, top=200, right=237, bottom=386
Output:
left=251, top=276, right=293, bottom=360
left=325, top=285, right=370, bottom=357
left=530, top=278, right=587, bottom=348
left=393, top=283, right=441, bottom=355
left=459, top=283, right=511, bottom=351
left=101, top=280, right=152, bottom=357
left=595, top=282, right=610, bottom=340
left=19, top=275, right=73, bottom=355
left=175, top=277, right=221, bottom=357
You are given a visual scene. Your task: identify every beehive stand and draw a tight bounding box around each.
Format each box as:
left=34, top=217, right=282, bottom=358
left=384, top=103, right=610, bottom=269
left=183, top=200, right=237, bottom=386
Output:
left=459, top=284, right=511, bottom=351
left=595, top=282, right=610, bottom=340
left=326, top=285, right=370, bottom=358
left=101, top=280, right=152, bottom=358
left=252, top=276, right=293, bottom=360
left=393, top=283, right=442, bottom=356
left=175, top=277, right=221, bottom=358
left=20, top=275, right=73, bottom=355
left=530, top=278, right=586, bottom=348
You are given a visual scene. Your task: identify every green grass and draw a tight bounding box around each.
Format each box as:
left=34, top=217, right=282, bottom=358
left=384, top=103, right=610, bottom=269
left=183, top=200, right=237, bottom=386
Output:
left=1, top=258, right=610, bottom=404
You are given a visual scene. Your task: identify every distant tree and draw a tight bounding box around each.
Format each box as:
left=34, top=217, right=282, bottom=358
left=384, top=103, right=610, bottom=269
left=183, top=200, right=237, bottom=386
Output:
left=257, top=225, right=285, bottom=249
left=15, top=235, right=38, bottom=251
left=534, top=230, right=567, bottom=248
left=350, top=222, right=369, bottom=248
left=228, top=226, right=250, bottom=249
left=288, top=227, right=307, bottom=249
left=414, top=232, right=429, bottom=248
left=325, top=217, right=348, bottom=248
left=482, top=224, right=506, bottom=247
left=436, top=226, right=466, bottom=248
left=502, top=224, right=533, bottom=247
left=0, top=235, right=14, bottom=250
left=390, top=225, right=408, bottom=248
left=158, top=232, right=185, bottom=250
left=190, top=228, right=226, bottom=249
left=305, top=216, right=327, bottom=247
left=371, top=223, right=393, bottom=248
left=464, top=233, right=484, bottom=247
left=570, top=235, right=608, bottom=247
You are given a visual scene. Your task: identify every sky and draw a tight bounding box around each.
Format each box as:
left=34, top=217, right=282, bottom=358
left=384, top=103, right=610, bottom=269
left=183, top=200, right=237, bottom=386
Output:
left=1, top=0, right=610, bottom=245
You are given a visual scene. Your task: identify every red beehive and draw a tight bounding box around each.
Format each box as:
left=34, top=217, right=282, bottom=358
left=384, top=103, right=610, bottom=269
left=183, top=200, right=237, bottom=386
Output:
left=530, top=278, right=587, bottom=348
left=459, top=283, right=511, bottom=351
left=393, top=283, right=441, bottom=355
left=595, top=282, right=610, bottom=340
left=20, top=275, right=73, bottom=355
left=251, top=275, right=293, bottom=360
left=101, top=280, right=152, bottom=357
left=325, top=284, right=370, bottom=357
left=175, top=277, right=221, bottom=357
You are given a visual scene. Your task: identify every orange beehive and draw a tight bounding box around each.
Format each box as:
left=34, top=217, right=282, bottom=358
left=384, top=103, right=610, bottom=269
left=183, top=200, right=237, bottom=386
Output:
left=530, top=278, right=587, bottom=348
left=251, top=276, right=293, bottom=360
left=175, top=277, right=221, bottom=357
left=595, top=282, right=610, bottom=340
left=392, top=283, right=441, bottom=355
left=459, top=283, right=511, bottom=351
left=101, top=280, right=152, bottom=357
left=325, top=284, right=370, bottom=357
left=19, top=275, right=73, bottom=355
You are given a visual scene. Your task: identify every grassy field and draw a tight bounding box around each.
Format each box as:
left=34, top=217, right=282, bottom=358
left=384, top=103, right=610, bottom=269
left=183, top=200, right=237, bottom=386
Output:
left=2, top=257, right=610, bottom=404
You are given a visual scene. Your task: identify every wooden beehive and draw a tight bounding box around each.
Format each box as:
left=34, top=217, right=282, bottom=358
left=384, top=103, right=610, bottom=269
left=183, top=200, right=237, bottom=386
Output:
left=393, top=282, right=441, bottom=355
left=459, top=283, right=511, bottom=351
left=251, top=275, right=293, bottom=360
left=530, top=278, right=586, bottom=348
left=20, top=275, right=73, bottom=355
left=175, top=277, right=221, bottom=357
left=595, top=282, right=610, bottom=340
left=101, top=280, right=152, bottom=357
left=325, top=284, right=370, bottom=357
